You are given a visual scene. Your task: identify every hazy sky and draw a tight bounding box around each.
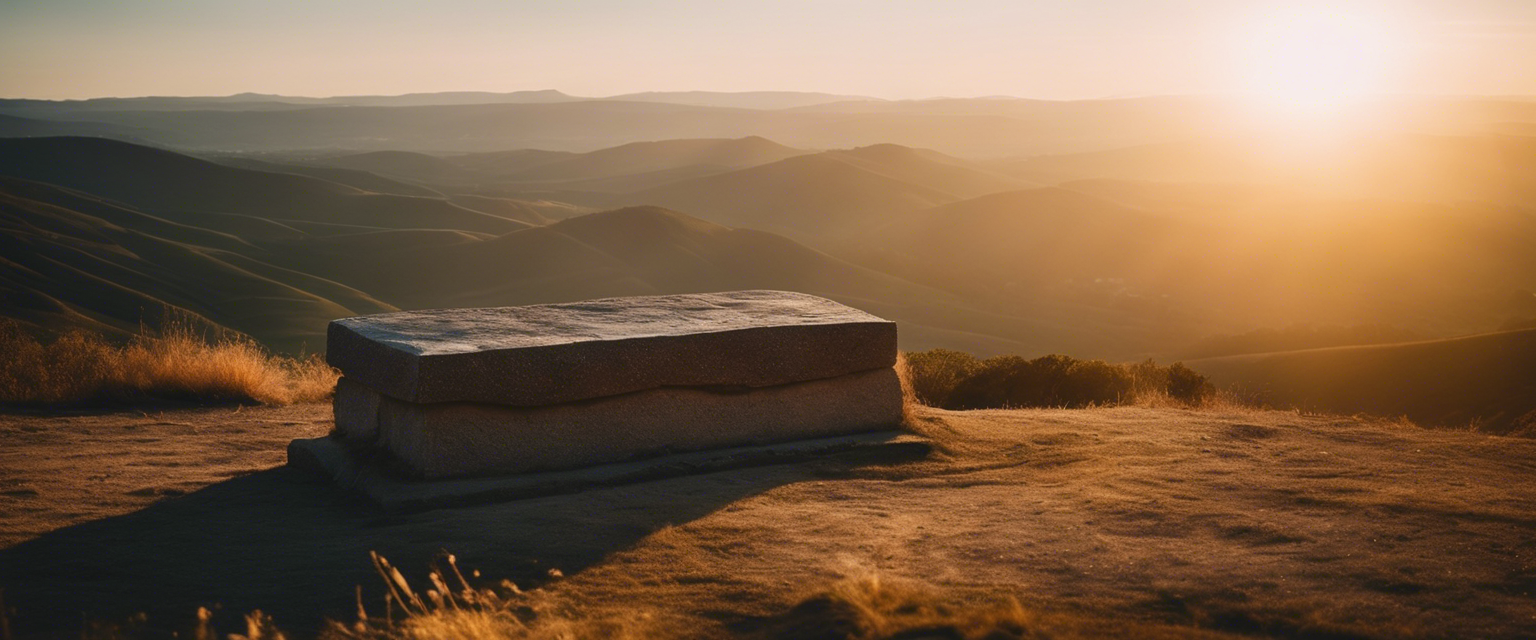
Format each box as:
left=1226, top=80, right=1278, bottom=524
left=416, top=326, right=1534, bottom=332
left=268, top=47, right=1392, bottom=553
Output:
left=2, top=0, right=1533, bottom=100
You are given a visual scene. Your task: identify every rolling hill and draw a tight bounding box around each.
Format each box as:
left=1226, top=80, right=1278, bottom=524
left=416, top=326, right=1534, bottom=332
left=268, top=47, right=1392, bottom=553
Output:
left=209, top=156, right=445, bottom=198
left=0, top=113, right=145, bottom=140
left=857, top=186, right=1181, bottom=287
left=999, top=133, right=1536, bottom=207
left=818, top=144, right=1029, bottom=198
left=1189, top=328, right=1536, bottom=435
left=0, top=177, right=395, bottom=351
left=442, top=148, right=580, bottom=176
left=0, top=148, right=1058, bottom=355
left=282, top=206, right=1047, bottom=355
left=631, top=152, right=964, bottom=240
left=0, top=137, right=530, bottom=235
left=304, top=138, right=809, bottom=195
left=853, top=183, right=1536, bottom=348
left=496, top=136, right=807, bottom=186
left=308, top=150, right=479, bottom=183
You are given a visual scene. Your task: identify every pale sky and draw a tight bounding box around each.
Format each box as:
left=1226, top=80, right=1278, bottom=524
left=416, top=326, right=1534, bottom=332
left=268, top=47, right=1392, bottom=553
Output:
left=2, top=0, right=1534, bottom=100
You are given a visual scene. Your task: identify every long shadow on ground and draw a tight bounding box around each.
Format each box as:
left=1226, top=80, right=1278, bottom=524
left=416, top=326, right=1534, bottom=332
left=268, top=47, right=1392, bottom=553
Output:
left=0, top=455, right=873, bottom=637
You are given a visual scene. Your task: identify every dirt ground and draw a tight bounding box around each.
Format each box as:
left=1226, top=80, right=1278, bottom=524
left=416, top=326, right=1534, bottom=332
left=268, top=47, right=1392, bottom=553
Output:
left=1, top=404, right=1534, bottom=638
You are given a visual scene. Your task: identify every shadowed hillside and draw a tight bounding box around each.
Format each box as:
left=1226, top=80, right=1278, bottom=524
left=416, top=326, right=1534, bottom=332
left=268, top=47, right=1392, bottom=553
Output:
left=1189, top=328, right=1536, bottom=435
left=0, top=139, right=1075, bottom=355
left=0, top=137, right=531, bottom=235
left=3, top=135, right=1533, bottom=363
left=0, top=113, right=144, bottom=140
left=0, top=177, right=395, bottom=351
left=210, top=156, right=445, bottom=197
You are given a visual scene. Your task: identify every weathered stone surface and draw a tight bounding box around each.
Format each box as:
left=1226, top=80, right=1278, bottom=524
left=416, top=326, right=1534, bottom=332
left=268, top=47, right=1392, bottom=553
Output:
left=326, top=291, right=897, bottom=406
left=332, top=368, right=905, bottom=478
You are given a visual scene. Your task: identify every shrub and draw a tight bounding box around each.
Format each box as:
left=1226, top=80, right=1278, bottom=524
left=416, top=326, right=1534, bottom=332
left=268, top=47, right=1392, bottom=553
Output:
left=900, top=348, right=982, bottom=407
left=903, top=349, right=1212, bottom=410
left=0, top=319, right=337, bottom=407
left=1165, top=362, right=1213, bottom=403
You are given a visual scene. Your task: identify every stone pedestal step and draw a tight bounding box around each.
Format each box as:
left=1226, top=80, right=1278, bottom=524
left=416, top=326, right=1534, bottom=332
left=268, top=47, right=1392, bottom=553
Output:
left=287, top=431, right=931, bottom=512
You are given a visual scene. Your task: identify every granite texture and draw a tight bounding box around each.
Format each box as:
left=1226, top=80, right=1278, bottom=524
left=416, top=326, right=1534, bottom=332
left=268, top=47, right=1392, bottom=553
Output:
left=332, top=368, right=905, bottom=478
left=326, top=290, right=897, bottom=405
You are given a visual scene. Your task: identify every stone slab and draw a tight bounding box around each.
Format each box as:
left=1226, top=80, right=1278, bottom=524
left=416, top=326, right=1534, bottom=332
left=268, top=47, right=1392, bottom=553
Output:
left=326, top=290, right=897, bottom=405
left=288, top=430, right=930, bottom=512
left=333, top=367, right=905, bottom=479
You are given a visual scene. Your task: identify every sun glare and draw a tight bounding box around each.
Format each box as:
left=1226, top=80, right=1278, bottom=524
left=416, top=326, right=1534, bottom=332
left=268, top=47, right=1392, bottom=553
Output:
left=1236, top=8, right=1397, bottom=112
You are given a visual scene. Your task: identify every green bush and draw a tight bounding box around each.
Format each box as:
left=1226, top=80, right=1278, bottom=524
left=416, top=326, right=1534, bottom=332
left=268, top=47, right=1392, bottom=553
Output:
left=903, top=350, right=1212, bottom=410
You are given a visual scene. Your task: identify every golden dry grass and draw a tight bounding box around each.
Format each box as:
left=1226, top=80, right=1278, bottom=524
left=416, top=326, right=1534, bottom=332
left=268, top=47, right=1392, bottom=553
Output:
left=0, top=320, right=336, bottom=406
left=270, top=556, right=1235, bottom=640
left=747, top=569, right=1241, bottom=640
left=250, top=553, right=1217, bottom=640
left=321, top=553, right=661, bottom=640
left=9, top=404, right=1534, bottom=638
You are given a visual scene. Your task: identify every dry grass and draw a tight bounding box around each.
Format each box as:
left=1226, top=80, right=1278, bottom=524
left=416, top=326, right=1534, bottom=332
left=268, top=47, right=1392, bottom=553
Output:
left=0, top=320, right=336, bottom=406
left=746, top=570, right=1237, bottom=640
left=247, top=555, right=1223, bottom=640
left=893, top=352, right=919, bottom=427
left=321, top=553, right=659, bottom=640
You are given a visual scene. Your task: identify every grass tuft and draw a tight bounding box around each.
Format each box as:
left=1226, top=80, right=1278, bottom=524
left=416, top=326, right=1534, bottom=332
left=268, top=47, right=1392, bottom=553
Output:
left=323, top=553, right=657, bottom=640
left=0, top=319, right=336, bottom=407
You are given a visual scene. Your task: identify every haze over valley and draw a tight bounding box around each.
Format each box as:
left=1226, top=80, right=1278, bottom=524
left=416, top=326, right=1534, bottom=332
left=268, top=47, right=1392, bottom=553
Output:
left=4, top=93, right=1534, bottom=365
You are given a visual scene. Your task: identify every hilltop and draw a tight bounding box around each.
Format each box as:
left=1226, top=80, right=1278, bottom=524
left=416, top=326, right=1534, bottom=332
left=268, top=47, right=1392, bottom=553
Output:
left=1, top=404, right=1532, bottom=638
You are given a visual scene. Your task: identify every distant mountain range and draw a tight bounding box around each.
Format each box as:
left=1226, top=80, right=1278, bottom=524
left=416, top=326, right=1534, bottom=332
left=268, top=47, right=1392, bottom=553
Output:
left=0, top=137, right=1048, bottom=355
left=1, top=95, right=1533, bottom=359
left=0, top=90, right=877, bottom=113
left=4, top=93, right=1531, bottom=157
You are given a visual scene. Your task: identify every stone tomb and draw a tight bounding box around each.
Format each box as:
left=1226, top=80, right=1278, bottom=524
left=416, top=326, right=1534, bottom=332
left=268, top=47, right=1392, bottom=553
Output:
left=324, top=291, right=906, bottom=479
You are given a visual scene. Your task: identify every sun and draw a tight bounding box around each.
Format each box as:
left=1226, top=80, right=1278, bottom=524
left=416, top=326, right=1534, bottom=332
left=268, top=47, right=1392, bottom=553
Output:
left=1236, top=8, right=1397, bottom=111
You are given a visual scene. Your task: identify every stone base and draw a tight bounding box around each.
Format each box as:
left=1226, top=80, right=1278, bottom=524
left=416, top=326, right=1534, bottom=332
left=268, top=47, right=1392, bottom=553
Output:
left=334, top=368, right=905, bottom=479
left=287, top=430, right=931, bottom=512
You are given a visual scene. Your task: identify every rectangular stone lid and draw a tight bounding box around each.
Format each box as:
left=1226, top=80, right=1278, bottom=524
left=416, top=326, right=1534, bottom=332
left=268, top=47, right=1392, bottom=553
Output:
left=327, top=290, right=898, bottom=405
